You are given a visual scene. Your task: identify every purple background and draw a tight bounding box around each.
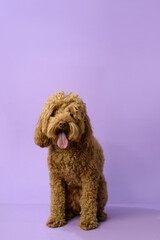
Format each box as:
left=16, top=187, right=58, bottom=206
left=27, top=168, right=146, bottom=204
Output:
left=0, top=0, right=160, bottom=207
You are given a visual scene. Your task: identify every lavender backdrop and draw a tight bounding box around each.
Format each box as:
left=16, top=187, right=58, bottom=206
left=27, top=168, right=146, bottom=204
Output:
left=0, top=0, right=160, bottom=206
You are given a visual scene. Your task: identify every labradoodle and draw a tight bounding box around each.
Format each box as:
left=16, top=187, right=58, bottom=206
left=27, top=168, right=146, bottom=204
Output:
left=34, top=90, right=108, bottom=230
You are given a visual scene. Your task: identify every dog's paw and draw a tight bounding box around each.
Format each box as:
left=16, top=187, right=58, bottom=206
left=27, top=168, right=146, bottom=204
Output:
left=46, top=216, right=66, bottom=228
left=79, top=218, right=98, bottom=230
left=97, top=211, right=108, bottom=221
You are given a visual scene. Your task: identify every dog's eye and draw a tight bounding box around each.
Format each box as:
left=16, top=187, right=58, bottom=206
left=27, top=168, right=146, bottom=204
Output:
left=70, top=113, right=74, bottom=118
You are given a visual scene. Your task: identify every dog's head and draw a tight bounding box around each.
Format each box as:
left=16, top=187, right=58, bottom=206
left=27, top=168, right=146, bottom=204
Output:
left=34, top=91, right=92, bottom=149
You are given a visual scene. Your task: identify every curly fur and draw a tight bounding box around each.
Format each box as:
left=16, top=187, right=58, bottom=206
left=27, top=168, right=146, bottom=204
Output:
left=34, top=90, right=108, bottom=230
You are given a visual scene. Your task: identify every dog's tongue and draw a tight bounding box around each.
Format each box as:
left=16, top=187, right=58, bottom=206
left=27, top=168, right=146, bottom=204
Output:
left=57, top=132, right=68, bottom=149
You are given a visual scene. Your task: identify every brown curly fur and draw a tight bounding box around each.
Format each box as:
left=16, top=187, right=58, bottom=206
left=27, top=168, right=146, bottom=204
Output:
left=34, top=90, right=108, bottom=230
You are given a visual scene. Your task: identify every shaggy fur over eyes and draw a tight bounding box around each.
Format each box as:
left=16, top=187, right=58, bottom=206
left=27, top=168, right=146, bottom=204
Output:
left=34, top=90, right=108, bottom=230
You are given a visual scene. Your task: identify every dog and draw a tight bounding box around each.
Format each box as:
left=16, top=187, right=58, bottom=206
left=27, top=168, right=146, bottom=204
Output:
left=34, top=90, right=108, bottom=230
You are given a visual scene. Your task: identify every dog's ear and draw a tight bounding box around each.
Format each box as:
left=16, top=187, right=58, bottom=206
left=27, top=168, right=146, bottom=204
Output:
left=34, top=116, right=51, bottom=148
left=81, top=114, right=93, bottom=148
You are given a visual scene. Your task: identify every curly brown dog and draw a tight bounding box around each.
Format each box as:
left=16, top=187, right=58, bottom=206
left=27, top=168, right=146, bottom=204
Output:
left=34, top=90, right=108, bottom=230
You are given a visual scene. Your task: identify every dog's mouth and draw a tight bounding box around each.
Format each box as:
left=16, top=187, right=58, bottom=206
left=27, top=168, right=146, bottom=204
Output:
left=56, top=130, right=69, bottom=149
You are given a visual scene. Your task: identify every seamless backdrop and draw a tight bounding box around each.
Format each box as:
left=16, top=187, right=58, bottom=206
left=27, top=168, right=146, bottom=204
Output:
left=0, top=0, right=160, bottom=207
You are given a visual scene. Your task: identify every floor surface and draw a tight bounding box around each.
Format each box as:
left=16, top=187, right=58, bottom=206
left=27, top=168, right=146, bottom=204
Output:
left=0, top=204, right=160, bottom=240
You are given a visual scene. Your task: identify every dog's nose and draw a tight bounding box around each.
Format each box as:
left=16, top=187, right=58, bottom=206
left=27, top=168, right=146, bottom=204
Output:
left=59, top=121, right=67, bottom=128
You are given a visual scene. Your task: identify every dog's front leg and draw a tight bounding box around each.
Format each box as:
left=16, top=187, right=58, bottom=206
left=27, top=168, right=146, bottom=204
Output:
left=79, top=175, right=99, bottom=230
left=46, top=173, right=66, bottom=228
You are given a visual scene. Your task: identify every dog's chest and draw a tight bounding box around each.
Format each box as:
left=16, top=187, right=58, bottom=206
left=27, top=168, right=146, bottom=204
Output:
left=63, top=168, right=81, bottom=186
left=53, top=151, right=82, bottom=186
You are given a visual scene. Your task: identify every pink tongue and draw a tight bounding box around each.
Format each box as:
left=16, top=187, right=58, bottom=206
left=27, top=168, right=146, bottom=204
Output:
left=57, top=132, right=68, bottom=149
